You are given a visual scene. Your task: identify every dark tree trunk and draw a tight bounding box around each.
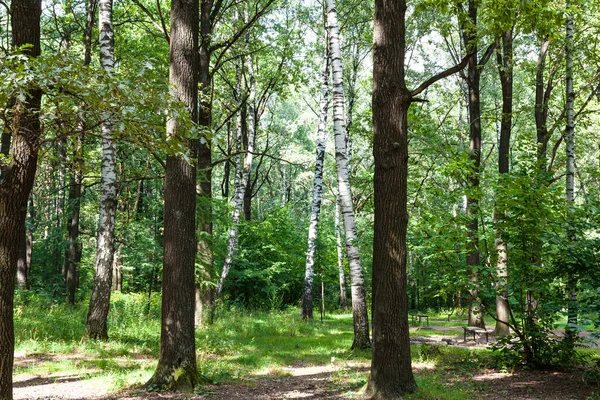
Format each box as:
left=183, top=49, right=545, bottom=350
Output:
left=459, top=0, right=487, bottom=329
left=368, top=0, right=469, bottom=397
left=64, top=133, right=83, bottom=305
left=367, top=0, right=417, bottom=397
left=147, top=0, right=199, bottom=389
left=0, top=1, right=42, bottom=397
left=493, top=29, right=513, bottom=337
left=196, top=0, right=214, bottom=326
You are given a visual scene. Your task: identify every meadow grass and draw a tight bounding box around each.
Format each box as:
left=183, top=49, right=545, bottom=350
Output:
left=13, top=293, right=512, bottom=398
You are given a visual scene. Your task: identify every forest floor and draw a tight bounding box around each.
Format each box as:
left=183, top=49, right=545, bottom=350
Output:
left=13, top=323, right=600, bottom=400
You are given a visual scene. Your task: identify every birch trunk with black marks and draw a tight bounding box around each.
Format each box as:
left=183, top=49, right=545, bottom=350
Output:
left=326, top=0, right=370, bottom=350
left=0, top=1, right=42, bottom=397
left=147, top=0, right=199, bottom=389
left=302, top=43, right=330, bottom=320
left=216, top=26, right=257, bottom=301
left=493, top=29, right=513, bottom=337
left=565, top=1, right=578, bottom=341
left=85, top=0, right=117, bottom=340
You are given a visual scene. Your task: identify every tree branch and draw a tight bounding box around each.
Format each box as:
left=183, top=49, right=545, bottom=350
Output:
left=411, top=53, right=473, bottom=98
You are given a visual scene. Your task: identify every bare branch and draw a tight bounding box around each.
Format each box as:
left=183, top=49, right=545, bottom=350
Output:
left=411, top=53, right=473, bottom=98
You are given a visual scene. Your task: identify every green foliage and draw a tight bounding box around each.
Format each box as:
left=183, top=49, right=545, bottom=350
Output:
left=222, top=206, right=307, bottom=309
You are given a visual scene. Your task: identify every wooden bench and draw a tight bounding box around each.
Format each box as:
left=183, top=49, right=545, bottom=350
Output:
left=463, top=326, right=490, bottom=343
left=410, top=314, right=429, bottom=326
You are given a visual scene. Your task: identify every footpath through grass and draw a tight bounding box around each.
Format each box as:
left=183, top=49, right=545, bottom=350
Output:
left=13, top=292, right=512, bottom=399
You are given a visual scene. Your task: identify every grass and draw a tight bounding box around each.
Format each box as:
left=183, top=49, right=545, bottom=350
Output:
left=17, top=294, right=573, bottom=399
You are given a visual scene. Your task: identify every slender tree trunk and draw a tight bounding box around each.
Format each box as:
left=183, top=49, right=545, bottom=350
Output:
left=336, top=199, right=348, bottom=312
left=16, top=227, right=28, bottom=290
left=460, top=0, right=486, bottom=329
left=535, top=37, right=551, bottom=167
left=112, top=243, right=123, bottom=292
left=0, top=1, right=42, bottom=397
left=217, top=28, right=257, bottom=300
left=147, top=0, right=199, bottom=389
left=565, top=0, right=578, bottom=341
left=302, top=41, right=330, bottom=320
left=195, top=0, right=214, bottom=326
left=63, top=0, right=93, bottom=305
left=326, top=0, right=370, bottom=350
left=493, top=29, right=513, bottom=337
left=65, top=133, right=84, bottom=305
left=85, top=0, right=117, bottom=340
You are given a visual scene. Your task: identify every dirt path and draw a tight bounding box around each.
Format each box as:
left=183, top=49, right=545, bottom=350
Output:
left=13, top=326, right=600, bottom=400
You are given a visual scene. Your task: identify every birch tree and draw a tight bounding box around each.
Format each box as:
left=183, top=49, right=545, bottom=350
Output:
left=565, top=0, right=578, bottom=341
left=301, top=41, right=330, bottom=320
left=85, top=0, right=117, bottom=340
left=216, top=27, right=257, bottom=301
left=326, top=0, right=370, bottom=349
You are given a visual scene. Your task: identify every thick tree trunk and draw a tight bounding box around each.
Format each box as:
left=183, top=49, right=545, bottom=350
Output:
left=326, top=0, right=370, bottom=350
left=16, top=228, right=28, bottom=290
left=217, top=31, right=257, bottom=300
left=147, top=0, right=199, bottom=389
left=493, top=29, right=513, bottom=337
left=302, top=42, right=330, bottom=320
left=85, top=0, right=117, bottom=340
left=367, top=1, right=416, bottom=396
left=0, top=1, right=42, bottom=397
left=565, top=1, right=577, bottom=341
left=335, top=199, right=348, bottom=312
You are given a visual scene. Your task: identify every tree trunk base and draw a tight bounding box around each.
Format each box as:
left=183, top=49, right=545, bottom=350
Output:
left=146, top=361, right=198, bottom=392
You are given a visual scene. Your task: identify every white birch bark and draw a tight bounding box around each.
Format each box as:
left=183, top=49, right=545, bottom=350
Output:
left=85, top=0, right=117, bottom=339
left=336, top=198, right=348, bottom=311
left=301, top=43, right=330, bottom=319
left=326, top=0, right=370, bottom=349
left=216, top=36, right=256, bottom=300
left=565, top=1, right=578, bottom=338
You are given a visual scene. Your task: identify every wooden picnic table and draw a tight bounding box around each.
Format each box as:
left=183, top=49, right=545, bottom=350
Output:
left=410, top=313, right=429, bottom=326
left=463, top=326, right=491, bottom=343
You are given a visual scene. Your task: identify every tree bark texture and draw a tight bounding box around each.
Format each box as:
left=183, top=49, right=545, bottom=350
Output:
left=0, top=1, right=42, bottom=398
left=302, top=42, right=330, bottom=320
left=368, top=0, right=417, bottom=396
left=86, top=0, right=117, bottom=340
left=147, top=0, right=199, bottom=389
left=460, top=0, right=486, bottom=329
left=326, top=0, right=370, bottom=350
